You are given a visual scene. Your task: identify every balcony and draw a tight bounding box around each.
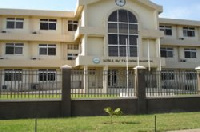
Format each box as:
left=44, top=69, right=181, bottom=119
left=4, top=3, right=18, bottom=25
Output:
left=0, top=32, right=74, bottom=42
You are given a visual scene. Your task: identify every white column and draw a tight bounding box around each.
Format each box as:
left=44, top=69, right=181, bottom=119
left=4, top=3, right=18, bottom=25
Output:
left=103, top=66, right=108, bottom=93
left=84, top=66, right=88, bottom=93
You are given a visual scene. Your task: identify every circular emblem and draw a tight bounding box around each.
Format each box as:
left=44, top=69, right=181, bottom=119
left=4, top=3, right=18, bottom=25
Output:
left=115, top=0, right=126, bottom=7
left=93, top=58, right=100, bottom=64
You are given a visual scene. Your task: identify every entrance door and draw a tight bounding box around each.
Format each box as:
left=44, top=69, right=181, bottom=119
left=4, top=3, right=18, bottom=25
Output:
left=108, top=70, right=117, bottom=87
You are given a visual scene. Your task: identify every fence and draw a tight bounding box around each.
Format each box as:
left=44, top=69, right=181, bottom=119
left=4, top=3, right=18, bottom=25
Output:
left=0, top=69, right=62, bottom=100
left=71, top=69, right=136, bottom=98
left=0, top=69, right=199, bottom=100
left=145, top=71, right=198, bottom=97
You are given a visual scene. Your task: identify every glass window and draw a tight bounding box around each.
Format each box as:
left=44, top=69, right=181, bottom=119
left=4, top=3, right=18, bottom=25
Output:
left=161, top=71, right=174, bottom=80
left=68, top=20, right=78, bottom=31
left=5, top=43, right=24, bottom=55
left=184, top=48, right=196, bottom=58
left=183, top=27, right=195, bottom=37
left=185, top=71, right=196, bottom=80
left=67, top=54, right=78, bottom=60
left=4, top=69, right=22, bottom=81
left=108, top=9, right=138, bottom=57
left=6, top=18, right=24, bottom=29
left=67, top=44, right=79, bottom=50
left=39, top=69, right=56, bottom=81
left=39, top=44, right=56, bottom=55
left=40, top=19, right=57, bottom=30
left=160, top=26, right=172, bottom=36
left=160, top=47, right=173, bottom=58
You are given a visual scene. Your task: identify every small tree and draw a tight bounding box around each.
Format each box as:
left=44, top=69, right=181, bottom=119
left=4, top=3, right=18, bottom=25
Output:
left=104, top=107, right=123, bottom=124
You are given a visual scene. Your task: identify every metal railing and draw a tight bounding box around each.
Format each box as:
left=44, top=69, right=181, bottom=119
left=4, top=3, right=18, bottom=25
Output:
left=71, top=69, right=136, bottom=98
left=0, top=69, right=62, bottom=100
left=145, top=71, right=198, bottom=97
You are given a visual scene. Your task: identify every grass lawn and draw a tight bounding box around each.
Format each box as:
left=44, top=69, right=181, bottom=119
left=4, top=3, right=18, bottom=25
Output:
left=0, top=112, right=200, bottom=132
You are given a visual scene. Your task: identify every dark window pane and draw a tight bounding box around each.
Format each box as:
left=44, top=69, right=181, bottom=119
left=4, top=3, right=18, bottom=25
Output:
left=15, top=47, right=23, bottom=54
left=119, top=35, right=128, bottom=45
left=119, top=23, right=128, bottom=34
left=129, top=24, right=138, bottom=34
left=108, top=23, right=117, bottom=33
left=129, top=46, right=137, bottom=57
left=14, top=73, right=22, bottom=81
left=120, top=46, right=126, bottom=57
left=39, top=73, right=47, bottom=81
left=184, top=52, right=190, bottom=58
left=129, top=35, right=137, bottom=45
left=48, top=73, right=55, bottom=81
left=128, top=11, right=137, bottom=23
left=40, top=48, right=47, bottom=55
left=48, top=48, right=56, bottom=55
left=108, top=11, right=117, bottom=22
left=68, top=24, right=73, bottom=31
left=40, top=23, right=48, bottom=30
left=108, top=34, right=118, bottom=45
left=7, top=22, right=15, bottom=29
left=49, top=23, right=56, bottom=30
left=161, top=50, right=167, bottom=58
left=6, top=47, right=14, bottom=54
left=4, top=73, right=12, bottom=81
left=16, top=22, right=23, bottom=29
left=108, top=46, right=118, bottom=56
left=165, top=29, right=172, bottom=35
left=119, top=10, right=128, bottom=22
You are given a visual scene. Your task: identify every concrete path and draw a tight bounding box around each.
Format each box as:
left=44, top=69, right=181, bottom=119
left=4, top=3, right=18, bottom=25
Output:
left=169, top=128, right=200, bottom=132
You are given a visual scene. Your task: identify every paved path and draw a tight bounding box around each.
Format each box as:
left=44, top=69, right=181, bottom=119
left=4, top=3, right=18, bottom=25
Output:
left=169, top=128, right=200, bottom=132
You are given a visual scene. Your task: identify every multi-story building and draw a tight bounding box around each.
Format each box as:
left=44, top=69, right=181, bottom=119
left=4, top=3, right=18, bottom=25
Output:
left=0, top=0, right=199, bottom=90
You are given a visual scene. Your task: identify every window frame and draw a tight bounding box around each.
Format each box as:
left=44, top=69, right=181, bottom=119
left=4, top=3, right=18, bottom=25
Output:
left=40, top=19, right=57, bottom=30
left=160, top=47, right=173, bottom=58
left=183, top=27, right=195, bottom=37
left=6, top=18, right=24, bottom=29
left=39, top=44, right=56, bottom=56
left=160, top=25, right=172, bottom=36
left=4, top=69, right=22, bottom=81
left=5, top=43, right=24, bottom=55
left=67, top=53, right=78, bottom=60
left=38, top=69, right=56, bottom=81
left=68, top=20, right=78, bottom=31
left=108, top=10, right=138, bottom=57
left=184, top=48, right=196, bottom=58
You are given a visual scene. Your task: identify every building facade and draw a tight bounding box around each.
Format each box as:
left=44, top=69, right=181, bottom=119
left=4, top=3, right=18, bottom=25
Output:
left=0, top=0, right=199, bottom=91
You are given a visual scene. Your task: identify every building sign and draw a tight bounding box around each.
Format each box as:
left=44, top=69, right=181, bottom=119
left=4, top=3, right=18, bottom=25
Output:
left=103, top=59, right=153, bottom=63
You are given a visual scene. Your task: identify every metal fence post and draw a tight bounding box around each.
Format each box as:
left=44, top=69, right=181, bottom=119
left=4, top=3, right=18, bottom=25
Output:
left=134, top=66, right=147, bottom=114
left=60, top=65, right=72, bottom=117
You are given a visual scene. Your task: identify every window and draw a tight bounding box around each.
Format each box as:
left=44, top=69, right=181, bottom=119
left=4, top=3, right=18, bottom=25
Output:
left=39, top=44, right=56, bottom=55
left=5, top=43, right=24, bottom=55
left=184, top=48, right=196, bottom=58
left=40, top=19, right=57, bottom=30
left=160, top=26, right=172, bottom=36
left=39, top=69, right=56, bottom=81
left=67, top=54, right=78, bottom=60
left=108, top=70, right=117, bottom=87
left=68, top=44, right=79, bottom=50
left=6, top=18, right=24, bottom=29
left=68, top=20, right=78, bottom=31
left=160, top=47, right=173, bottom=58
left=183, top=27, right=195, bottom=37
left=185, top=71, right=196, bottom=80
left=4, top=69, right=22, bottom=81
left=108, top=10, right=138, bottom=57
left=161, top=71, right=174, bottom=80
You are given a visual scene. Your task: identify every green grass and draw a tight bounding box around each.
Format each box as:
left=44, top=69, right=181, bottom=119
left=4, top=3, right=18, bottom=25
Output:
left=1, top=112, right=200, bottom=132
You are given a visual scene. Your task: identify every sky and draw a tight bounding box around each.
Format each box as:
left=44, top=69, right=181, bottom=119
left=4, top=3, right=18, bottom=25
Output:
left=0, top=0, right=200, bottom=21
